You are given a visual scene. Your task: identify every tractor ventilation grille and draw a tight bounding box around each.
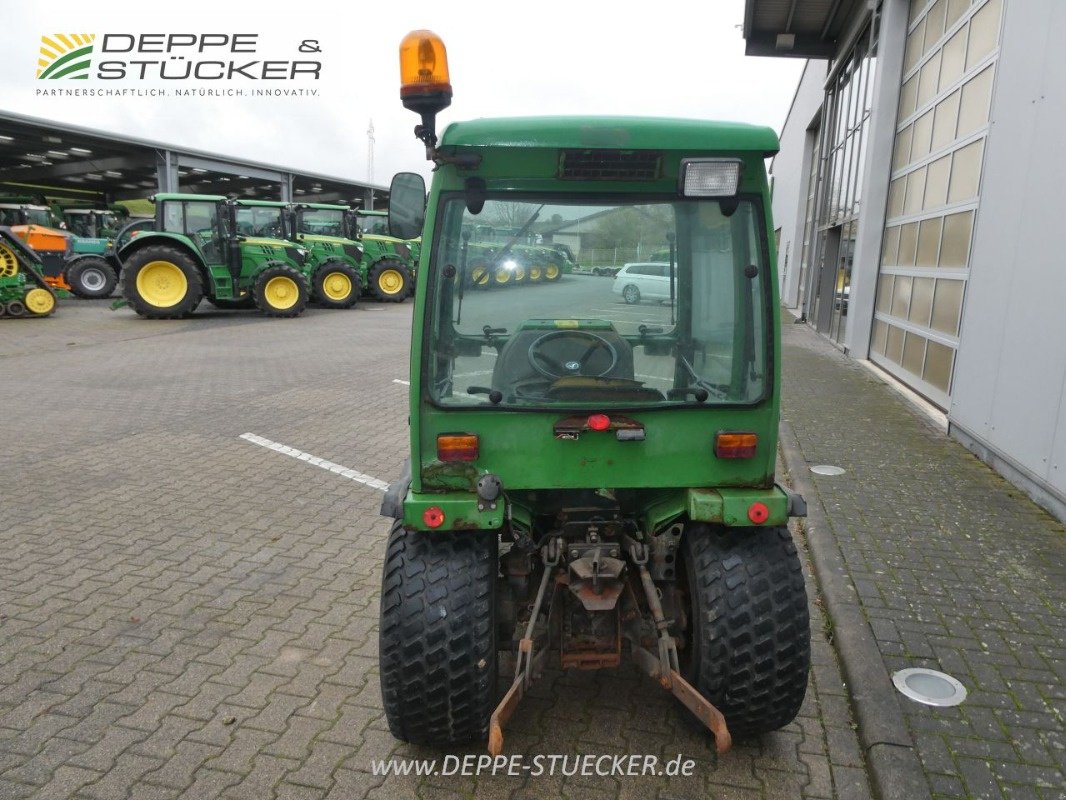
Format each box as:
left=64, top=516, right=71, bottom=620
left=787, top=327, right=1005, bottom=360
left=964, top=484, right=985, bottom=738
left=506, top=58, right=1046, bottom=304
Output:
left=558, top=149, right=663, bottom=181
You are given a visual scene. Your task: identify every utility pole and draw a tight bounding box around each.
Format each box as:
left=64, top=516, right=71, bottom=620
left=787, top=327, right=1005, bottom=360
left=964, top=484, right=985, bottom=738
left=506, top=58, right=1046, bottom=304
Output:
left=367, top=119, right=375, bottom=185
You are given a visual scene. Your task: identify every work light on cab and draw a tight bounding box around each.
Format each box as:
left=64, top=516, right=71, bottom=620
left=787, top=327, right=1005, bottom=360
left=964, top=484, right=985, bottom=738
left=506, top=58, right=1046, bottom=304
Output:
left=680, top=159, right=743, bottom=197
left=399, top=30, right=452, bottom=160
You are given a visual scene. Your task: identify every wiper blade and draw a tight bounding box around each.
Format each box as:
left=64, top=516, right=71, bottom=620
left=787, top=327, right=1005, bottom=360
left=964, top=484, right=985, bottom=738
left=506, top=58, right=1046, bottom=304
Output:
left=493, top=205, right=545, bottom=265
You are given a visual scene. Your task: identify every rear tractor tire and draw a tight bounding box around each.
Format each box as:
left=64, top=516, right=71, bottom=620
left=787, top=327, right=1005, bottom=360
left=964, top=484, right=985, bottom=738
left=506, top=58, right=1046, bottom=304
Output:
left=121, top=246, right=204, bottom=319
left=66, top=257, right=118, bottom=299
left=253, top=264, right=309, bottom=318
left=312, top=261, right=360, bottom=309
left=679, top=524, right=810, bottom=738
left=379, top=522, right=498, bottom=746
left=368, top=259, right=409, bottom=302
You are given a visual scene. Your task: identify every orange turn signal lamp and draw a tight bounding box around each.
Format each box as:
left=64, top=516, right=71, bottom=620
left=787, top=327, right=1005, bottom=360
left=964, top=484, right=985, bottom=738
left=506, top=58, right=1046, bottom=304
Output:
left=399, top=30, right=452, bottom=104
left=437, top=433, right=479, bottom=462
left=715, top=432, right=758, bottom=459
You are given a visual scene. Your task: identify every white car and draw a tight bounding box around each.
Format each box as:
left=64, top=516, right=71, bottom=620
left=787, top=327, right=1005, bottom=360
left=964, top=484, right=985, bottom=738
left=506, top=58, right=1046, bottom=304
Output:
left=611, top=262, right=675, bottom=304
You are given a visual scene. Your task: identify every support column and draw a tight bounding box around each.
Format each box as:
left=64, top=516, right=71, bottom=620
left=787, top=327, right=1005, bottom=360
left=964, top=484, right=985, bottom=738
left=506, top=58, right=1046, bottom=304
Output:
left=155, top=150, right=179, bottom=193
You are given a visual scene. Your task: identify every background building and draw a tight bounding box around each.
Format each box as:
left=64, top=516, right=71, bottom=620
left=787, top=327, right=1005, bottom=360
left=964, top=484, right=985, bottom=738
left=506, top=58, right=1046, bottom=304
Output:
left=746, top=0, right=1066, bottom=521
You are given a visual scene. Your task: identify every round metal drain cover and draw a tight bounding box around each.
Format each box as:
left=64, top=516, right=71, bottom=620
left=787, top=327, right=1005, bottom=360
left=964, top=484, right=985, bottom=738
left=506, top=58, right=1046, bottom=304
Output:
left=810, top=465, right=846, bottom=476
left=892, top=668, right=967, bottom=707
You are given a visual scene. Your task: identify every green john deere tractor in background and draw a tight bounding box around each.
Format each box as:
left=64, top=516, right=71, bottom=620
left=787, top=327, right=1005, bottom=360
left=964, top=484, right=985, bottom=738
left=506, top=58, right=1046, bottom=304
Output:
left=353, top=208, right=421, bottom=296
left=292, top=203, right=412, bottom=302
left=0, top=226, right=59, bottom=318
left=377, top=30, right=810, bottom=758
left=233, top=200, right=363, bottom=309
left=119, top=193, right=312, bottom=319
left=344, top=207, right=416, bottom=301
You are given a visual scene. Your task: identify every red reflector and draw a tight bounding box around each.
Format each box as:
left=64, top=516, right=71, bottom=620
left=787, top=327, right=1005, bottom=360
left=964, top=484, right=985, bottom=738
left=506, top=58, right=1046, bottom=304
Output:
left=748, top=502, right=769, bottom=524
left=587, top=414, right=611, bottom=431
left=423, top=506, right=445, bottom=528
left=715, top=432, right=758, bottom=459
left=437, top=434, right=479, bottom=462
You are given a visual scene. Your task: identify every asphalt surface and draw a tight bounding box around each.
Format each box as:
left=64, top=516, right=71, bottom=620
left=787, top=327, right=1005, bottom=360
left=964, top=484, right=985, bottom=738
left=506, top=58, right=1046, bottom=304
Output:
left=0, top=287, right=871, bottom=800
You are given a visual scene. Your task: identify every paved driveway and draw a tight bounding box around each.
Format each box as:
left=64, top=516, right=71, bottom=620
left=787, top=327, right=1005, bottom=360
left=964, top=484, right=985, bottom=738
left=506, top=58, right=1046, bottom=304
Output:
left=0, top=298, right=868, bottom=799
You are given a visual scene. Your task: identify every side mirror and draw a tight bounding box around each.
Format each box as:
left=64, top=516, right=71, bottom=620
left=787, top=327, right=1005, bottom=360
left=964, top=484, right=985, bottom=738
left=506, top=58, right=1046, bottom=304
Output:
left=389, top=172, right=426, bottom=240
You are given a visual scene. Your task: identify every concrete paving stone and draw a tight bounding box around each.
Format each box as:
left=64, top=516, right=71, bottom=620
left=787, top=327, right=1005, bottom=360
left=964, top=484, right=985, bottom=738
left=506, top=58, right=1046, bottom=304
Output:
left=0, top=303, right=876, bottom=800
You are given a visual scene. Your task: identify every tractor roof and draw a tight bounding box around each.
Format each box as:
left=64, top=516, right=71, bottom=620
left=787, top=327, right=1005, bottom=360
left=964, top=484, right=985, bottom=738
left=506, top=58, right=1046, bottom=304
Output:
left=233, top=199, right=286, bottom=208
left=357, top=210, right=388, bottom=217
left=154, top=193, right=226, bottom=202
left=439, top=116, right=780, bottom=156
left=298, top=202, right=347, bottom=210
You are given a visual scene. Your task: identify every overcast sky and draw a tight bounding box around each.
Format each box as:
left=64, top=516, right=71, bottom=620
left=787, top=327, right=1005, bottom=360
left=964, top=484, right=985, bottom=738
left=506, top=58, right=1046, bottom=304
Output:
left=1, top=0, right=805, bottom=189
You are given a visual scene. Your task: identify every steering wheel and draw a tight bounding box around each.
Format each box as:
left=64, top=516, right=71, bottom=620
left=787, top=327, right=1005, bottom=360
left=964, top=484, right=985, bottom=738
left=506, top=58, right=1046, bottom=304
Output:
left=527, top=330, right=619, bottom=379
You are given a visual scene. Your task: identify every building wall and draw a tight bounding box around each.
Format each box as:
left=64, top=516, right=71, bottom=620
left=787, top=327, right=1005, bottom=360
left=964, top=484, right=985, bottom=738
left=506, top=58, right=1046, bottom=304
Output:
left=949, top=0, right=1066, bottom=516
left=770, top=62, right=827, bottom=309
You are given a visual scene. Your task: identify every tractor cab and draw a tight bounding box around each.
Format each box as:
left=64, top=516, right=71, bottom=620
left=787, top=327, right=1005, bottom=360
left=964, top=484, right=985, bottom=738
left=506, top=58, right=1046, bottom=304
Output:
left=0, top=203, right=57, bottom=228
left=377, top=31, right=810, bottom=759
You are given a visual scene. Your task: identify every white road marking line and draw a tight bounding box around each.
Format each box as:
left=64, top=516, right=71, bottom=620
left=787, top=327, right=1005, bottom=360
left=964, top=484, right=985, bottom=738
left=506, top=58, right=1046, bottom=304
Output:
left=239, top=433, right=389, bottom=492
left=392, top=379, right=410, bottom=385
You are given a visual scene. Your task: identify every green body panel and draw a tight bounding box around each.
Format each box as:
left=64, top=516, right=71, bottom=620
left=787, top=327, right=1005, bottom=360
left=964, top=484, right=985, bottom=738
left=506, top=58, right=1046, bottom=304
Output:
left=403, top=116, right=783, bottom=531
left=297, top=233, right=363, bottom=272
left=119, top=227, right=303, bottom=302
left=402, top=492, right=505, bottom=531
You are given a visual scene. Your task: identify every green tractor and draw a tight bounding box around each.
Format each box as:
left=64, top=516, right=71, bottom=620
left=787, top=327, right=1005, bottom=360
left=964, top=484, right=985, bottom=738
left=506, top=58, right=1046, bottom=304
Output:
left=232, top=200, right=363, bottom=309
left=119, top=193, right=312, bottom=319
left=0, top=197, right=130, bottom=299
left=462, top=224, right=569, bottom=288
left=56, top=204, right=131, bottom=299
left=345, top=207, right=416, bottom=301
left=377, top=31, right=810, bottom=756
left=0, top=226, right=59, bottom=318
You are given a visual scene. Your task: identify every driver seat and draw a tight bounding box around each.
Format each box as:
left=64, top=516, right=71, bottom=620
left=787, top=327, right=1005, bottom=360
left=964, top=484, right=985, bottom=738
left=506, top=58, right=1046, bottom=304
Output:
left=491, top=326, right=634, bottom=398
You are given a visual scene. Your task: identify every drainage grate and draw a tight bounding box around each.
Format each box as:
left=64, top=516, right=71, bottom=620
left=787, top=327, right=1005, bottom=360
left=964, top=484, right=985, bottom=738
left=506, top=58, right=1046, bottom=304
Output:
left=558, top=149, right=662, bottom=181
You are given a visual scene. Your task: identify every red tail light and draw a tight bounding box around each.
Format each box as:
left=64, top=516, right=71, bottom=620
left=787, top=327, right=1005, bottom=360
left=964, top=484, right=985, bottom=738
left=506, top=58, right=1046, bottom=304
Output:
left=423, top=506, right=445, bottom=528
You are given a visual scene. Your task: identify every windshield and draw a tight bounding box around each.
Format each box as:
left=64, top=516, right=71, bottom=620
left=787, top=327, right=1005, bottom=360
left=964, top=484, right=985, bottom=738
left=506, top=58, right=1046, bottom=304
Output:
left=426, top=195, right=770, bottom=409
left=25, top=208, right=53, bottom=227
left=298, top=208, right=345, bottom=237
left=357, top=214, right=389, bottom=235
left=235, top=206, right=286, bottom=239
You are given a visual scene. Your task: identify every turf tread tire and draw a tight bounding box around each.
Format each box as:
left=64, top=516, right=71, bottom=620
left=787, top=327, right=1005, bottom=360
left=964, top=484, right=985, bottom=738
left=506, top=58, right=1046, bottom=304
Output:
left=379, top=522, right=497, bottom=746
left=681, top=524, right=810, bottom=737
left=121, top=245, right=203, bottom=319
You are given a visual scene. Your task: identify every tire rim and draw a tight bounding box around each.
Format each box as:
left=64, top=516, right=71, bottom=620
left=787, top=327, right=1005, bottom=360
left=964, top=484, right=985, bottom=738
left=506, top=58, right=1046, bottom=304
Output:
left=24, top=288, right=55, bottom=315
left=624, top=287, right=638, bottom=302
left=529, top=265, right=543, bottom=281
left=80, top=267, right=106, bottom=292
left=494, top=267, right=511, bottom=284
left=471, top=265, right=489, bottom=285
left=546, top=264, right=560, bottom=279
left=378, top=268, right=404, bottom=295
left=136, top=260, right=187, bottom=307
left=322, top=271, right=352, bottom=300
left=264, top=275, right=299, bottom=309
